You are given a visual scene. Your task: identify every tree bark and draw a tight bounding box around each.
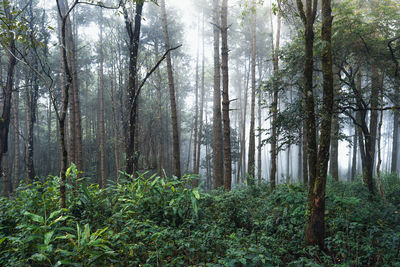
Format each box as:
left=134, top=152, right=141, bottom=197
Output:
left=124, top=2, right=143, bottom=176
left=1, top=4, right=17, bottom=197
left=160, top=0, right=181, bottom=178
left=221, top=0, right=231, bottom=190
left=98, top=8, right=106, bottom=188
left=329, top=67, right=339, bottom=181
left=56, top=0, right=78, bottom=208
left=195, top=11, right=205, bottom=175
left=247, top=2, right=256, bottom=184
left=212, top=0, right=223, bottom=188
left=392, top=84, right=399, bottom=173
left=270, top=0, right=281, bottom=189
left=351, top=121, right=358, bottom=181
left=13, top=89, right=20, bottom=190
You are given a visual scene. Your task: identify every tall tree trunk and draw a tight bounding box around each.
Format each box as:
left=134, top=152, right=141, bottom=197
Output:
left=98, top=8, right=106, bottom=188
left=193, top=18, right=200, bottom=176
left=13, top=89, right=20, bottom=190
left=56, top=0, right=77, bottom=208
left=124, top=2, right=143, bottom=176
left=351, top=121, right=358, bottom=181
left=247, top=2, right=256, bottom=184
left=270, top=1, right=281, bottom=188
left=1, top=4, right=16, bottom=197
left=392, top=84, right=399, bottom=173
left=212, top=0, right=223, bottom=188
left=160, top=0, right=181, bottom=178
left=195, top=11, right=205, bottom=175
left=297, top=0, right=334, bottom=249
left=329, top=67, right=339, bottom=181
left=221, top=0, right=231, bottom=190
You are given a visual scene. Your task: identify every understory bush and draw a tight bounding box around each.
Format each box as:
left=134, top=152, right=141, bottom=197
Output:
left=1, top=168, right=399, bottom=266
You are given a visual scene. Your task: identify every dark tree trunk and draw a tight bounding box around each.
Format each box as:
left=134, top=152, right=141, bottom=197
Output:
left=212, top=0, right=223, bottom=188
left=160, top=0, right=181, bottom=178
left=296, top=0, right=333, bottom=249
left=123, top=2, right=143, bottom=176
left=351, top=122, right=358, bottom=181
left=221, top=0, right=231, bottom=190
left=1, top=4, right=17, bottom=197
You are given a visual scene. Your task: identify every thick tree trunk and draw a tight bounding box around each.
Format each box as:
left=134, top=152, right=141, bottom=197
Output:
left=212, top=0, right=223, bottom=188
left=124, top=2, right=143, bottom=176
left=160, top=0, right=181, bottom=178
left=1, top=7, right=16, bottom=197
left=247, top=2, right=256, bottom=184
left=221, top=0, right=231, bottom=190
left=305, top=0, right=333, bottom=248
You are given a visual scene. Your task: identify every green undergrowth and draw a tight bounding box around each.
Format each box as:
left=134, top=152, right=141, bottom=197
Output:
left=1, top=168, right=400, bottom=266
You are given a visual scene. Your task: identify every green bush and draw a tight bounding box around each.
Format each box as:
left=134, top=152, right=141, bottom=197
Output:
left=1, top=169, right=400, bottom=266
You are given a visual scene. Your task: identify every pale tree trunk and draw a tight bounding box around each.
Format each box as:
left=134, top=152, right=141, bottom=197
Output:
left=110, top=59, right=120, bottom=180
left=193, top=18, right=199, bottom=177
left=160, top=0, right=181, bottom=178
left=221, top=0, right=231, bottom=190
left=212, top=0, right=223, bottom=188
left=257, top=78, right=262, bottom=184
left=98, top=8, right=106, bottom=188
left=240, top=57, right=250, bottom=181
left=195, top=11, right=205, bottom=175
left=71, top=7, right=83, bottom=176
left=13, top=89, right=20, bottom=190
left=392, top=84, right=399, bottom=173
left=247, top=1, right=256, bottom=184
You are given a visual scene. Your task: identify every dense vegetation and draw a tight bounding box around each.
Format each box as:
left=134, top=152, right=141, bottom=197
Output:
left=1, top=168, right=399, bottom=266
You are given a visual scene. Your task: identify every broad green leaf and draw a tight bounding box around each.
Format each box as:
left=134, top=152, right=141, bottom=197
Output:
left=24, top=211, right=44, bottom=224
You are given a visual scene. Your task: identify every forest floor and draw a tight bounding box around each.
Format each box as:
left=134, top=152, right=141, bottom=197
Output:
left=1, top=170, right=400, bottom=266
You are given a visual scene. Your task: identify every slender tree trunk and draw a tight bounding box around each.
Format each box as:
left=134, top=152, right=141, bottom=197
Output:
left=351, top=122, right=358, bottom=181
left=160, top=0, right=181, bottom=178
left=71, top=7, right=83, bottom=175
left=195, top=12, right=205, bottom=175
left=221, top=0, right=231, bottom=190
left=13, top=89, right=20, bottom=190
left=193, top=18, right=199, bottom=176
left=392, top=84, right=399, bottom=173
left=56, top=0, right=77, bottom=208
left=247, top=2, right=256, bottom=184
left=270, top=1, right=281, bottom=188
left=98, top=8, right=106, bottom=188
left=212, top=0, right=224, bottom=187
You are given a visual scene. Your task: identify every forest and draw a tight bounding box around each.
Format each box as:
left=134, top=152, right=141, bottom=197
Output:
left=0, top=0, right=400, bottom=265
